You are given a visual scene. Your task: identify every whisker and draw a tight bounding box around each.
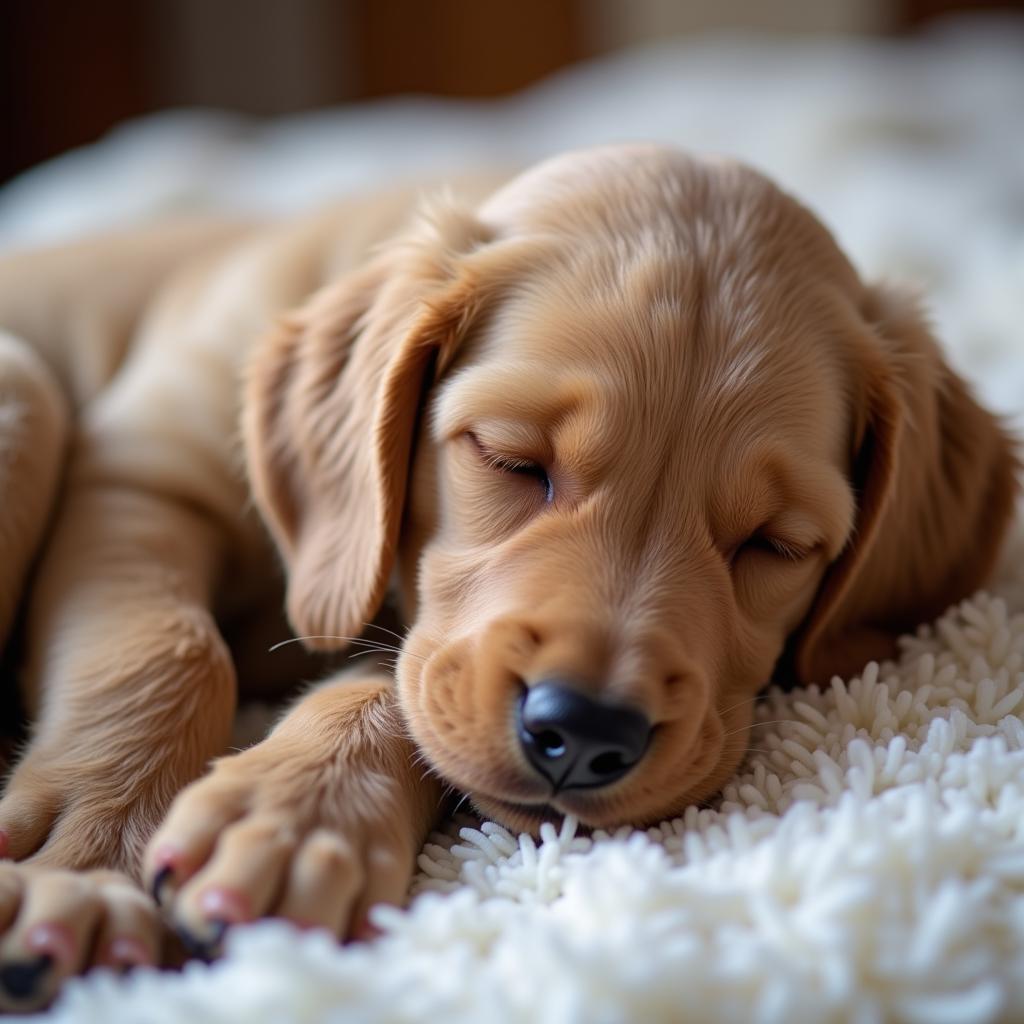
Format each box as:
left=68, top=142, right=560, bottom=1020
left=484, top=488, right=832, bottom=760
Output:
left=268, top=634, right=427, bottom=663
left=268, top=634, right=404, bottom=654
left=353, top=642, right=428, bottom=664
left=268, top=634, right=357, bottom=652
left=345, top=646, right=408, bottom=661
left=362, top=622, right=409, bottom=645
left=720, top=719, right=801, bottom=740
left=339, top=639, right=406, bottom=657
left=717, top=692, right=770, bottom=718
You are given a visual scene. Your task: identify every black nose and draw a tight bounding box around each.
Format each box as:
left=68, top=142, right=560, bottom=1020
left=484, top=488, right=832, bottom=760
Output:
left=516, top=682, right=651, bottom=791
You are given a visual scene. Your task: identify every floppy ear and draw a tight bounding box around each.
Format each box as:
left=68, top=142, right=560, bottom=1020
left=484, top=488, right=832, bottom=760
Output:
left=793, top=284, right=1019, bottom=682
left=243, top=205, right=496, bottom=649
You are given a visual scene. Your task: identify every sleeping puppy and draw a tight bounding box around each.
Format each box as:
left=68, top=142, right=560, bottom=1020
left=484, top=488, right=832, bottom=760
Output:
left=0, top=145, right=1015, bottom=1007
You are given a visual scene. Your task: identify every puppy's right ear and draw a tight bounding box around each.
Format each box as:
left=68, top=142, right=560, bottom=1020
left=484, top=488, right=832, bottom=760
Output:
left=243, top=204, right=497, bottom=648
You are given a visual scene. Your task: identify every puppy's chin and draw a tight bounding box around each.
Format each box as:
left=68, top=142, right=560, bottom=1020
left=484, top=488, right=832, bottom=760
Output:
left=468, top=794, right=567, bottom=835
left=464, top=786, right=661, bottom=835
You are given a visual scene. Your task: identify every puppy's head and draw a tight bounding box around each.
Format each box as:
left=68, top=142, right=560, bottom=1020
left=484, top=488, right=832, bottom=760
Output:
left=246, top=145, right=1017, bottom=831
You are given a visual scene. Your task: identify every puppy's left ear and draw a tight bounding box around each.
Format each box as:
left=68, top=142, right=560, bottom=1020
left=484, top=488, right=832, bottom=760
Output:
left=243, top=204, right=500, bottom=648
left=793, top=283, right=1019, bottom=682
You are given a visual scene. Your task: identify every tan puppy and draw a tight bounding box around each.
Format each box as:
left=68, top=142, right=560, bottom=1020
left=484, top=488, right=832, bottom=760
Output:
left=0, top=145, right=1015, bottom=1008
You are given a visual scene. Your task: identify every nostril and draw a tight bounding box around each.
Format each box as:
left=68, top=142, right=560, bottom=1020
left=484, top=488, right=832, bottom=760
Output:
left=588, top=750, right=629, bottom=777
left=532, top=730, right=566, bottom=758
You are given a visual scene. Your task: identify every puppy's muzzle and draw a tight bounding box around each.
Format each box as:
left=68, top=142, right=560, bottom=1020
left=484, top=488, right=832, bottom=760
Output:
left=516, top=681, right=651, bottom=791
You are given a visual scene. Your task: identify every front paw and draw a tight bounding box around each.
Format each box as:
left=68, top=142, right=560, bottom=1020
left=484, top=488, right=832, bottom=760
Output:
left=0, top=865, right=160, bottom=1012
left=143, top=743, right=422, bottom=954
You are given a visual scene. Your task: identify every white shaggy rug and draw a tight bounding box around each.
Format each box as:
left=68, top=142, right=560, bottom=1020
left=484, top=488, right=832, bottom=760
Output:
left=31, top=536, right=1024, bottom=1023
left=4, top=16, right=1024, bottom=1024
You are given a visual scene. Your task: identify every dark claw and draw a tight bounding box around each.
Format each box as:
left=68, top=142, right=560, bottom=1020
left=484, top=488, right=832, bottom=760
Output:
left=0, top=954, right=54, bottom=1000
left=151, top=864, right=175, bottom=905
left=174, top=919, right=228, bottom=962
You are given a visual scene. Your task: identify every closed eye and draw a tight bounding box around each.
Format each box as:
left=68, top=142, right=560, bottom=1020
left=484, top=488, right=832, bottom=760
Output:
left=468, top=432, right=554, bottom=503
left=732, top=531, right=810, bottom=564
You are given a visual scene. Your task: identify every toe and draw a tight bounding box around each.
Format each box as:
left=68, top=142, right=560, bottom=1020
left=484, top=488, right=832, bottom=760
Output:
left=347, top=842, right=412, bottom=941
left=0, top=871, right=102, bottom=1009
left=275, top=829, right=364, bottom=934
left=170, top=816, right=295, bottom=955
left=86, top=872, right=161, bottom=972
left=143, top=773, right=248, bottom=906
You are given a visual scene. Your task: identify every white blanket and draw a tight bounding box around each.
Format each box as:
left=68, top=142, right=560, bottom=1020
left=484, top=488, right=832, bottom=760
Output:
left=5, top=18, right=1024, bottom=1023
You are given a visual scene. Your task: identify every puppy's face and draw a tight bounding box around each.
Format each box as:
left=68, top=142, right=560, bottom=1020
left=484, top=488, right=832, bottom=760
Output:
left=395, top=159, right=862, bottom=830
left=248, top=146, right=1016, bottom=834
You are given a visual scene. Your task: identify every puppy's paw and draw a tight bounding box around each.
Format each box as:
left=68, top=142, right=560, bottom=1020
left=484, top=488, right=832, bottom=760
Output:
left=0, top=865, right=161, bottom=1012
left=143, top=743, right=421, bottom=954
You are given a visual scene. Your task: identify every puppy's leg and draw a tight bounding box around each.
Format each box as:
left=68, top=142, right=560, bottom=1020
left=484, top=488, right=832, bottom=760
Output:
left=0, top=331, right=68, bottom=648
left=143, top=674, right=444, bottom=952
left=1, top=483, right=237, bottom=870
left=0, top=485, right=236, bottom=1006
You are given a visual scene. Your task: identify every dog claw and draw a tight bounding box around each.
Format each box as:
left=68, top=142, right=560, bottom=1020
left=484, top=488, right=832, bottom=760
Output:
left=174, top=918, right=228, bottom=961
left=0, top=954, right=54, bottom=1000
left=151, top=864, right=174, bottom=905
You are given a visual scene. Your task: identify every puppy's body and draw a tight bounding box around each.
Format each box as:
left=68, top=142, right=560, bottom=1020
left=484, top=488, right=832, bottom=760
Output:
left=0, top=147, right=1014, bottom=1007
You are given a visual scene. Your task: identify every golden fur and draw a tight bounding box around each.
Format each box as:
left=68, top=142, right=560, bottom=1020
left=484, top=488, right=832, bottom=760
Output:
left=0, top=145, right=1015, bottom=1006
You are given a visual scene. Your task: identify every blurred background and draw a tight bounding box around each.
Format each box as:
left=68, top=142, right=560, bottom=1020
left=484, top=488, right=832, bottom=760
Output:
left=1, top=0, right=1022, bottom=416
left=3, top=0, right=1022, bottom=185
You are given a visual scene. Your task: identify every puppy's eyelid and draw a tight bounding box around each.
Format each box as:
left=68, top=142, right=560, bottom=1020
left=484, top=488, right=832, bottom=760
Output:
left=764, top=537, right=808, bottom=561
left=465, top=431, right=554, bottom=502
left=732, top=531, right=812, bottom=563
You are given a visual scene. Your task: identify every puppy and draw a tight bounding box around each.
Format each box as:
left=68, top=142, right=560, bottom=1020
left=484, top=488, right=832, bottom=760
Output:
left=0, top=145, right=1015, bottom=1007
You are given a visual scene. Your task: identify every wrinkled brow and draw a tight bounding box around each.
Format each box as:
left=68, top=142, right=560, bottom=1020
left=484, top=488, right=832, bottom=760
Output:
left=431, top=364, right=592, bottom=442
left=711, top=444, right=854, bottom=554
